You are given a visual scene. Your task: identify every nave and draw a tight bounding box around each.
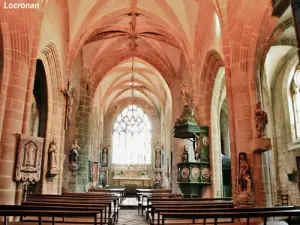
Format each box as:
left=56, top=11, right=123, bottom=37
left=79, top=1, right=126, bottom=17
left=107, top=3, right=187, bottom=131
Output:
left=2, top=0, right=300, bottom=224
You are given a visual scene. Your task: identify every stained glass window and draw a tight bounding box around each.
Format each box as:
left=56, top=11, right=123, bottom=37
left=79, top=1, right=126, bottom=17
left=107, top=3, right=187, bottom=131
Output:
left=112, top=105, right=151, bottom=165
left=292, top=71, right=300, bottom=139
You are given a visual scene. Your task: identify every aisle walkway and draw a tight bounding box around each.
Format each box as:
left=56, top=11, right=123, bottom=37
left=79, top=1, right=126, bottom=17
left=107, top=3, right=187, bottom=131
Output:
left=117, top=209, right=148, bottom=225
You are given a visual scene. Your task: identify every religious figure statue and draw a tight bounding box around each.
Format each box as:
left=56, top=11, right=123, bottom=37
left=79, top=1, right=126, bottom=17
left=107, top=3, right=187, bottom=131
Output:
left=182, top=145, right=189, bottom=163
left=102, top=147, right=108, bottom=167
left=238, top=152, right=252, bottom=195
left=180, top=85, right=191, bottom=108
left=69, top=140, right=80, bottom=171
left=255, top=102, right=268, bottom=138
left=155, top=147, right=161, bottom=168
left=24, top=144, right=36, bottom=167
left=48, top=135, right=58, bottom=175
left=62, top=84, right=76, bottom=130
left=175, top=86, right=198, bottom=126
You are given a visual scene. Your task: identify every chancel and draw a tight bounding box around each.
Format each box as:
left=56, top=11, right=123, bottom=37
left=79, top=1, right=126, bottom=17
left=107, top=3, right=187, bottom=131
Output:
left=1, top=0, right=300, bottom=224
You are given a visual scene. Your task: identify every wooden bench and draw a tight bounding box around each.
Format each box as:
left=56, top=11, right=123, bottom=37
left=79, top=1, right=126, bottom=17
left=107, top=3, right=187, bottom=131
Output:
left=138, top=194, right=182, bottom=215
left=88, top=188, right=125, bottom=201
left=25, top=194, right=118, bottom=222
left=0, top=205, right=105, bottom=225
left=160, top=208, right=300, bottom=225
left=151, top=205, right=295, bottom=225
left=147, top=199, right=232, bottom=220
left=150, top=203, right=234, bottom=224
left=23, top=200, right=114, bottom=224
left=0, top=208, right=100, bottom=225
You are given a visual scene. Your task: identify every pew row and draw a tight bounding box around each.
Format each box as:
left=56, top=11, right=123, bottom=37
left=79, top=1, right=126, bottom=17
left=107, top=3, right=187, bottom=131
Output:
left=23, top=196, right=116, bottom=224
left=0, top=208, right=100, bottom=225
left=158, top=208, right=300, bottom=225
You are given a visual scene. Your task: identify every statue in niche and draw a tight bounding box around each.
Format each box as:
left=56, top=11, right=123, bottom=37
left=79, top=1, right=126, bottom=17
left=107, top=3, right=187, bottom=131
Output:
left=24, top=143, right=37, bottom=167
left=182, top=145, right=189, bottom=163
left=48, top=135, right=58, bottom=175
left=255, top=102, right=268, bottom=138
left=155, top=146, right=161, bottom=168
left=29, top=94, right=39, bottom=136
left=62, top=83, right=76, bottom=130
left=238, top=152, right=252, bottom=195
left=102, top=147, right=108, bottom=167
left=69, top=140, right=80, bottom=171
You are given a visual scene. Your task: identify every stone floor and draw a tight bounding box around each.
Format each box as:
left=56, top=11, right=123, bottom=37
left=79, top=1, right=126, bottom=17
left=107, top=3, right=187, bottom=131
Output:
left=117, top=209, right=147, bottom=225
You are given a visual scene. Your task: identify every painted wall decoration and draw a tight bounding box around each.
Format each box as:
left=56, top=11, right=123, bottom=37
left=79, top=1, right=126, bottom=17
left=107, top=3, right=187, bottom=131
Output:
left=15, top=134, right=44, bottom=182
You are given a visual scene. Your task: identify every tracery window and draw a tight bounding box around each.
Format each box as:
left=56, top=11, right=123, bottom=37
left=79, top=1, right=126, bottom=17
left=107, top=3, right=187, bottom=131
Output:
left=291, top=71, right=300, bottom=139
left=112, top=105, right=151, bottom=165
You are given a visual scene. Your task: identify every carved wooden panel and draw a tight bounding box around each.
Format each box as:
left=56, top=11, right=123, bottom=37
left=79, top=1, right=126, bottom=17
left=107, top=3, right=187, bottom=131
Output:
left=15, top=134, right=44, bottom=182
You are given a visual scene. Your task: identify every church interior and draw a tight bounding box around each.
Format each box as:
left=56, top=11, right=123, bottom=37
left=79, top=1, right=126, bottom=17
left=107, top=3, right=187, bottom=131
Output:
left=1, top=0, right=300, bottom=224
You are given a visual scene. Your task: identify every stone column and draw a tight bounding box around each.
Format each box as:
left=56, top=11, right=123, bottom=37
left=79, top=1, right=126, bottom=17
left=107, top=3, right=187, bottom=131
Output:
left=68, top=78, right=94, bottom=192
left=0, top=10, right=42, bottom=203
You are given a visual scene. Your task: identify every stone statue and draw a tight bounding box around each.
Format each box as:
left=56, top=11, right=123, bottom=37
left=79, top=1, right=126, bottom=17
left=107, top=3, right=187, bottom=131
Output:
left=238, top=152, right=251, bottom=195
left=182, top=145, right=189, bottom=163
left=102, top=147, right=108, bottom=167
left=48, top=135, right=58, bottom=175
left=181, top=85, right=189, bottom=107
left=181, top=85, right=193, bottom=108
left=69, top=140, right=79, bottom=171
left=155, top=147, right=161, bottom=168
left=255, top=102, right=268, bottom=138
left=175, top=86, right=198, bottom=126
left=62, top=84, right=76, bottom=130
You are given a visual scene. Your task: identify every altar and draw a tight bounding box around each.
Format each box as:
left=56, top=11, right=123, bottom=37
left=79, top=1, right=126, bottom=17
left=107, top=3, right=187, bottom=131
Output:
left=113, top=177, right=151, bottom=187
left=112, top=165, right=151, bottom=187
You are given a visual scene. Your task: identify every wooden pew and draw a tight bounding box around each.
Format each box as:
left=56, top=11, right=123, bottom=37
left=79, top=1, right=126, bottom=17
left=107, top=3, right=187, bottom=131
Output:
left=146, top=198, right=232, bottom=220
left=138, top=193, right=182, bottom=215
left=136, top=189, right=172, bottom=202
left=160, top=208, right=300, bottom=225
left=23, top=200, right=113, bottom=224
left=0, top=208, right=100, bottom=225
left=25, top=195, right=118, bottom=222
left=150, top=203, right=234, bottom=224
left=88, top=188, right=125, bottom=201
left=151, top=205, right=295, bottom=225
left=0, top=205, right=105, bottom=225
